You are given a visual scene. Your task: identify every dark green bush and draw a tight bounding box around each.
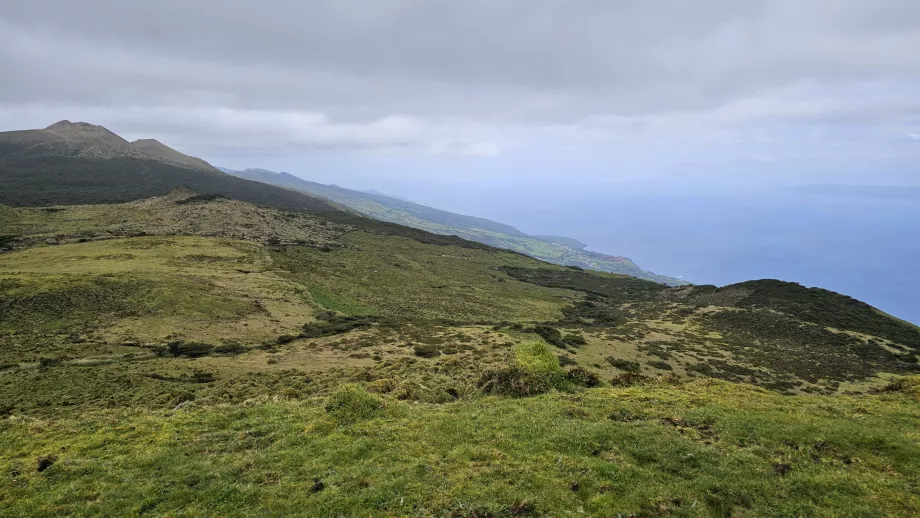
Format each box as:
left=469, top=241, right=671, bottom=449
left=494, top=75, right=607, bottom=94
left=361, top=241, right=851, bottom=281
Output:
left=609, top=372, right=652, bottom=387
left=647, top=360, right=673, bottom=371
left=213, top=342, right=247, bottom=355
left=565, top=367, right=602, bottom=387
left=413, top=344, right=441, bottom=358
left=533, top=325, right=566, bottom=348
left=605, top=357, right=641, bottom=372
left=167, top=341, right=213, bottom=358
left=563, top=333, right=587, bottom=346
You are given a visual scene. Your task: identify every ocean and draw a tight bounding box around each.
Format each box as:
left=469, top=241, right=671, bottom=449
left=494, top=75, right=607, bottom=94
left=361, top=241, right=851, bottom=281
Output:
left=432, top=185, right=920, bottom=325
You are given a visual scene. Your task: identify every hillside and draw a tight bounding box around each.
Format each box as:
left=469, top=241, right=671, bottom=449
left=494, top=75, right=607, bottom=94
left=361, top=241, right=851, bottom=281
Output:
left=1, top=190, right=920, bottom=514
left=0, top=122, right=342, bottom=214
left=222, top=167, right=683, bottom=284
left=2, top=126, right=920, bottom=514
left=128, top=138, right=223, bottom=173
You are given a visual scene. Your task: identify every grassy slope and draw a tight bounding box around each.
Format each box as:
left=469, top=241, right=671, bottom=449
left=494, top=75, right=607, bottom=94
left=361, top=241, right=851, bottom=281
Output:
left=2, top=380, right=919, bottom=516
left=270, top=232, right=574, bottom=323
left=2, top=196, right=920, bottom=515
left=224, top=169, right=683, bottom=284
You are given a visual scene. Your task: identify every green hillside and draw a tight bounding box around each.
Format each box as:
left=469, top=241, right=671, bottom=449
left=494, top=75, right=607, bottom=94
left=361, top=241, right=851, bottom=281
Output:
left=2, top=124, right=920, bottom=515
left=223, top=167, right=683, bottom=284
left=2, top=192, right=919, bottom=515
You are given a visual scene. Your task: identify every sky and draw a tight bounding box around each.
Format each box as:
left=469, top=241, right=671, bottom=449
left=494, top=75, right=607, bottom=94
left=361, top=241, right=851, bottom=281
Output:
left=2, top=0, right=920, bottom=191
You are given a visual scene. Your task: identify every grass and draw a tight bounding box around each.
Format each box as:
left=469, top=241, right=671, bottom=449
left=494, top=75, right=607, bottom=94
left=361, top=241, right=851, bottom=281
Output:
left=2, top=379, right=919, bottom=516
left=271, top=232, right=576, bottom=323
left=2, top=195, right=920, bottom=514
left=0, top=236, right=316, bottom=361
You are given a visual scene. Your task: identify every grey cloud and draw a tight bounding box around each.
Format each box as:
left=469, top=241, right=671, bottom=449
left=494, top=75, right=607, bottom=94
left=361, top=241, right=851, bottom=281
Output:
left=1, top=1, right=920, bottom=165
left=3, top=1, right=920, bottom=119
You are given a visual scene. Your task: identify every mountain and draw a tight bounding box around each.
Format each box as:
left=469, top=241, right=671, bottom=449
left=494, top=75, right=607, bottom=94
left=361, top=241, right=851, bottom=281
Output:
left=222, top=167, right=683, bottom=284
left=0, top=121, right=342, bottom=214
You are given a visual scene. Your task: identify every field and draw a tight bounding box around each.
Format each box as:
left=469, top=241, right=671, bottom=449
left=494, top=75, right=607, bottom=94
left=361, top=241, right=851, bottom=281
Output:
left=3, top=379, right=920, bottom=516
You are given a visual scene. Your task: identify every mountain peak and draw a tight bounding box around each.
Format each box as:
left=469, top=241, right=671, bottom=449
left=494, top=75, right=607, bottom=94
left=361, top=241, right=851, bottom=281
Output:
left=43, top=120, right=128, bottom=145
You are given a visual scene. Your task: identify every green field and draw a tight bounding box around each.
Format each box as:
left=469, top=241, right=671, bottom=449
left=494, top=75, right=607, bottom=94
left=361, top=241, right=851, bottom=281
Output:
left=3, top=379, right=920, bottom=516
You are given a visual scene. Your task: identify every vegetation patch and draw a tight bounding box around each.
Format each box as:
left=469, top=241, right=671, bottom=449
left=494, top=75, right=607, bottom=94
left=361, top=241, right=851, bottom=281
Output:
left=606, top=357, right=641, bottom=372
left=324, top=383, right=383, bottom=423
left=479, top=342, right=564, bottom=397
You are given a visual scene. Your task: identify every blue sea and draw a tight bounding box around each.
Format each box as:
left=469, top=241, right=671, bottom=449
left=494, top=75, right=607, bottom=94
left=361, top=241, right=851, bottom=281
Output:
left=420, top=185, right=920, bottom=325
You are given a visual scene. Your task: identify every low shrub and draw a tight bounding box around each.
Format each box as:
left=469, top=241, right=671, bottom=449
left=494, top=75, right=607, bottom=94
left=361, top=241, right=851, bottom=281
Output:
left=563, top=333, right=588, bottom=346
left=605, top=357, right=641, bottom=372
left=558, top=355, right=578, bottom=367
left=276, top=334, right=298, bottom=345
left=880, top=376, right=920, bottom=398
left=213, top=342, right=247, bottom=355
left=533, top=325, right=566, bottom=348
left=647, top=360, right=673, bottom=371
left=365, top=378, right=396, bottom=394
left=302, top=315, right=375, bottom=338
left=610, top=372, right=652, bottom=387
left=413, top=344, right=441, bottom=358
left=479, top=342, right=564, bottom=397
left=167, top=341, right=213, bottom=358
left=565, top=367, right=602, bottom=387
left=324, top=384, right=383, bottom=423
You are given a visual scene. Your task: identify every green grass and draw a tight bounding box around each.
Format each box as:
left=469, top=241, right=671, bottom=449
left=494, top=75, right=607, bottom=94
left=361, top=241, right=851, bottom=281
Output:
left=2, top=195, right=920, bottom=514
left=0, top=236, right=318, bottom=361
left=271, top=232, right=576, bottom=323
left=2, top=379, right=919, bottom=516
left=306, top=285, right=375, bottom=316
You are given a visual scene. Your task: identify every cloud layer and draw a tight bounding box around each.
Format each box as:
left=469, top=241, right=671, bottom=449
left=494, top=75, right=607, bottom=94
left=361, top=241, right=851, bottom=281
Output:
left=1, top=0, right=919, bottom=181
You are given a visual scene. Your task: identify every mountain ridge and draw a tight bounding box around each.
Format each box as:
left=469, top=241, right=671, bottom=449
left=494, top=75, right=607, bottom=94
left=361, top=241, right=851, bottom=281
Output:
left=0, top=121, right=344, bottom=214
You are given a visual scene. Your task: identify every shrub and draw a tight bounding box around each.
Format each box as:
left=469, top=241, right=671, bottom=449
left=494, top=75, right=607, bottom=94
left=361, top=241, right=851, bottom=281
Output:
left=365, top=378, right=396, bottom=394
left=880, top=376, right=920, bottom=397
left=213, top=342, right=247, bottom=355
left=276, top=334, right=298, bottom=345
left=167, top=341, right=213, bottom=358
left=558, top=355, right=578, bottom=367
left=324, top=384, right=383, bottom=423
left=413, top=344, right=441, bottom=358
left=605, top=357, right=641, bottom=372
left=647, top=360, right=673, bottom=371
left=610, top=372, right=652, bottom=387
left=479, top=342, right=564, bottom=397
left=565, top=367, right=602, bottom=387
left=563, top=333, right=588, bottom=346
left=302, top=315, right=375, bottom=338
left=533, top=325, right=566, bottom=348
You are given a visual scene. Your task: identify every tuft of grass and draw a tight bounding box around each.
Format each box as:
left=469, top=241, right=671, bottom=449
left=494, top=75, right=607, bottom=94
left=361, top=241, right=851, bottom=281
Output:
left=479, top=341, right=564, bottom=397
left=324, top=383, right=384, bottom=423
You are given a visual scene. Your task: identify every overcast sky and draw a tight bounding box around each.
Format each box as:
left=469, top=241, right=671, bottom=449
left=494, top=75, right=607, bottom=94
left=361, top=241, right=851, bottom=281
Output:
left=2, top=0, right=920, bottom=190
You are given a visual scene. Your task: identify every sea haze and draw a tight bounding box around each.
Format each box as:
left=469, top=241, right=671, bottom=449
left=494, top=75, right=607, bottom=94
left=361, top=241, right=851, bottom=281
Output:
left=415, top=184, right=920, bottom=325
